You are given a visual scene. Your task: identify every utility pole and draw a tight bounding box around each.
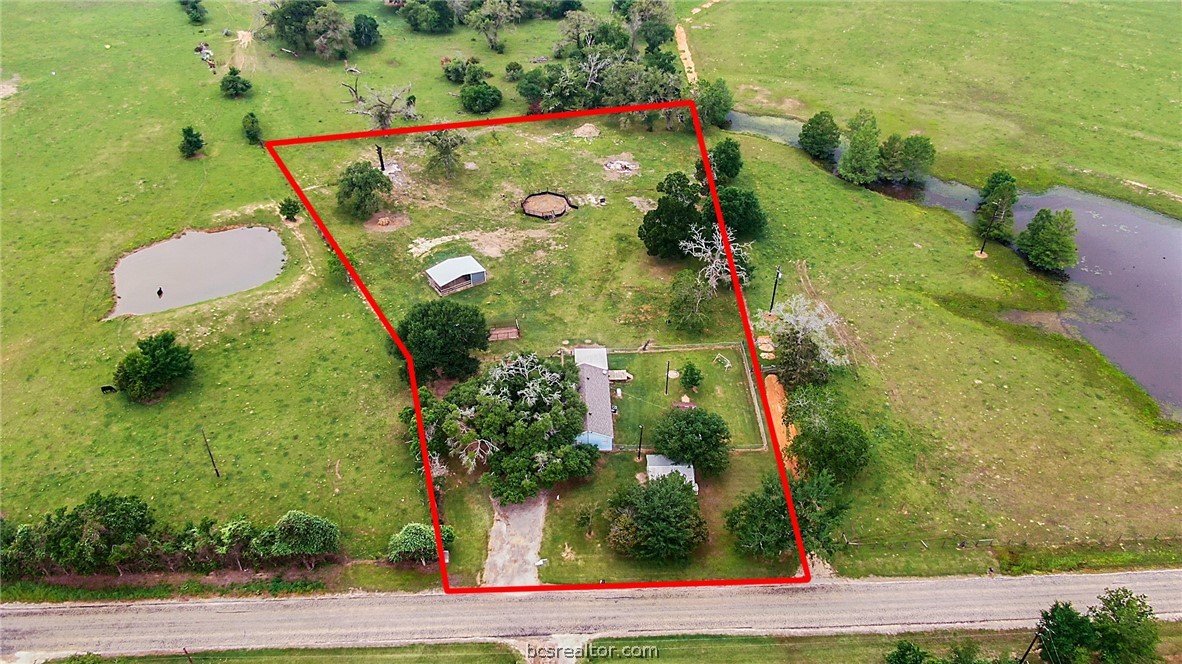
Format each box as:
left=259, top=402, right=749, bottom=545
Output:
left=664, top=360, right=671, bottom=395
left=200, top=427, right=221, bottom=478
left=770, top=264, right=783, bottom=311
left=1018, top=626, right=1042, bottom=663
left=375, top=144, right=386, bottom=171
left=636, top=425, right=644, bottom=460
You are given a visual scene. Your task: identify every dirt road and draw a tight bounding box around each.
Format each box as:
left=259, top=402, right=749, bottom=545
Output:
left=482, top=492, right=548, bottom=586
left=3, top=570, right=1180, bottom=660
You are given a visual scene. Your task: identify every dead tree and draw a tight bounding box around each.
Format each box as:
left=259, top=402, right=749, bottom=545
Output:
left=348, top=84, right=415, bottom=130
left=340, top=75, right=363, bottom=103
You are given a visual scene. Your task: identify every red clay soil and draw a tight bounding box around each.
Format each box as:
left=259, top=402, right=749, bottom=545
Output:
left=764, top=374, right=798, bottom=475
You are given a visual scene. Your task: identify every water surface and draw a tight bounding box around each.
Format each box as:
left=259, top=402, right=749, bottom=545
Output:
left=110, top=226, right=286, bottom=317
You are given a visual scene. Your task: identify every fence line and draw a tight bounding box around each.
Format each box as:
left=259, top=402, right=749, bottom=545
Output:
left=838, top=532, right=1182, bottom=552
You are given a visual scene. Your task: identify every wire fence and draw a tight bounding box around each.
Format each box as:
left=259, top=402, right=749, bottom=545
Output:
left=837, top=532, right=1182, bottom=552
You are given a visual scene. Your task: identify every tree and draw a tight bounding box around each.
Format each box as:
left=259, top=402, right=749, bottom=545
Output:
left=266, top=0, right=326, bottom=52
left=242, top=112, right=262, bottom=145
left=350, top=84, right=416, bottom=130
left=395, top=300, right=489, bottom=381
left=758, top=295, right=850, bottom=384
left=710, top=138, right=743, bottom=182
left=178, top=126, right=204, bottom=158
left=623, top=0, right=672, bottom=53
left=259, top=511, right=340, bottom=569
left=1089, top=587, right=1160, bottom=663
left=878, top=133, right=906, bottom=182
left=179, top=0, right=207, bottom=24
left=1017, top=209, right=1078, bottom=272
left=638, top=171, right=701, bottom=258
left=505, top=61, right=523, bottom=81
left=668, top=269, right=710, bottom=334
left=885, top=641, right=932, bottom=664
left=679, top=362, right=702, bottom=391
left=387, top=522, right=455, bottom=564
left=901, top=135, right=936, bottom=182
left=113, top=331, right=195, bottom=403
left=679, top=222, right=753, bottom=290
left=215, top=517, right=256, bottom=571
left=402, top=0, right=455, bottom=33
left=42, top=492, right=156, bottom=575
left=467, top=0, right=522, bottom=52
left=351, top=14, right=381, bottom=48
left=651, top=407, right=731, bottom=475
left=308, top=5, right=355, bottom=60
left=1038, top=601, right=1096, bottom=664
left=219, top=66, right=252, bottom=98
left=799, top=111, right=841, bottom=162
left=791, top=414, right=871, bottom=485
left=788, top=468, right=849, bottom=557
left=974, top=180, right=1017, bottom=246
left=837, top=109, right=880, bottom=185
left=460, top=82, right=503, bottom=113
left=336, top=160, right=391, bottom=218
left=711, top=186, right=767, bottom=238
left=278, top=196, right=302, bottom=221
left=725, top=472, right=797, bottom=561
left=452, top=354, right=597, bottom=503
left=416, top=126, right=469, bottom=178
left=692, top=78, right=733, bottom=128
left=607, top=474, right=707, bottom=562
left=979, top=170, right=1017, bottom=202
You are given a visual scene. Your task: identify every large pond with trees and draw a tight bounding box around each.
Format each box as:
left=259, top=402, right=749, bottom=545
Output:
left=727, top=111, right=1182, bottom=412
left=109, top=226, right=286, bottom=317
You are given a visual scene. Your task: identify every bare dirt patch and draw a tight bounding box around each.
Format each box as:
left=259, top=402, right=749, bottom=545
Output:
left=738, top=84, right=805, bottom=115
left=674, top=25, right=697, bottom=84
left=482, top=492, right=548, bottom=587
left=602, top=153, right=641, bottom=180
left=627, top=196, right=656, bottom=212
left=227, top=31, right=257, bottom=72
left=1000, top=309, right=1082, bottom=339
left=409, top=228, right=553, bottom=259
left=0, top=72, right=20, bottom=99
left=764, top=374, right=798, bottom=475
left=572, top=123, right=600, bottom=139
left=364, top=211, right=411, bottom=233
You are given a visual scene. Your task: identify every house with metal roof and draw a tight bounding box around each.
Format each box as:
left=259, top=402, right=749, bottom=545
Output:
left=574, top=351, right=614, bottom=452
left=645, top=454, right=698, bottom=493
left=425, top=256, right=486, bottom=296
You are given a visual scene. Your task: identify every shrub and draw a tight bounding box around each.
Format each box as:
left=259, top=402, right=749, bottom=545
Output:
left=387, top=522, right=455, bottom=564
left=278, top=196, right=301, bottom=221
left=679, top=361, right=702, bottom=391
left=791, top=413, right=871, bottom=485
left=113, top=331, right=194, bottom=403
left=178, top=126, right=204, bottom=158
left=504, top=61, right=524, bottom=81
left=460, top=82, right=503, bottom=114
left=242, top=112, right=262, bottom=145
left=606, top=474, right=707, bottom=562
left=219, top=66, right=252, bottom=98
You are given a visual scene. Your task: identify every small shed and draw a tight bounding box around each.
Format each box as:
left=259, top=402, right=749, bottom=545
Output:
left=425, top=256, right=486, bottom=296
left=646, top=454, right=698, bottom=494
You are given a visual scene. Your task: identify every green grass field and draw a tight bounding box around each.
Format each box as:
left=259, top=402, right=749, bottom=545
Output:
left=729, top=134, right=1182, bottom=576
left=684, top=0, right=1182, bottom=218
left=585, top=623, right=1182, bottom=663
left=609, top=348, right=765, bottom=451
left=3, top=0, right=1180, bottom=594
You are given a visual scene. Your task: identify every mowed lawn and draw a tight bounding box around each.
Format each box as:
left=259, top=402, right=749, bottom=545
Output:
left=684, top=0, right=1182, bottom=217
left=79, top=643, right=521, bottom=664
left=0, top=0, right=605, bottom=571
left=731, top=135, right=1182, bottom=575
left=538, top=450, right=798, bottom=584
left=610, top=348, right=766, bottom=452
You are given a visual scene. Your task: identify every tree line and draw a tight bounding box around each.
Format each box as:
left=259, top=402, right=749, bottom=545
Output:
left=798, top=108, right=937, bottom=186
left=0, top=493, right=341, bottom=578
left=975, top=170, right=1079, bottom=272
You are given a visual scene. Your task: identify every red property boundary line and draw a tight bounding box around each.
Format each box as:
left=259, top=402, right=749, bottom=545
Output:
left=265, top=100, right=812, bottom=593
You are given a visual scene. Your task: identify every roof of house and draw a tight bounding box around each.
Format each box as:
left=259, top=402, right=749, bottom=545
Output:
left=645, top=454, right=698, bottom=492
left=425, top=256, right=485, bottom=286
left=572, top=346, right=608, bottom=370
left=577, top=363, right=614, bottom=439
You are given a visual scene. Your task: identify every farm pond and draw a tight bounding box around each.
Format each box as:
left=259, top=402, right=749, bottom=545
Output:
left=727, top=111, right=1182, bottom=412
left=108, top=226, right=286, bottom=317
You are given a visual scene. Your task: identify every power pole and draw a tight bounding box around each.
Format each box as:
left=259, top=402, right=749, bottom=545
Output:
left=1018, top=626, right=1042, bottom=663
left=200, top=427, right=221, bottom=478
left=375, top=144, right=386, bottom=171
left=770, top=265, right=783, bottom=311
left=664, top=360, right=671, bottom=395
left=636, top=425, right=644, bottom=461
